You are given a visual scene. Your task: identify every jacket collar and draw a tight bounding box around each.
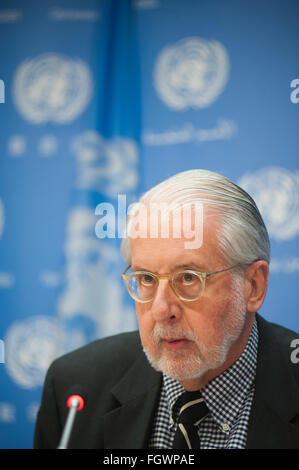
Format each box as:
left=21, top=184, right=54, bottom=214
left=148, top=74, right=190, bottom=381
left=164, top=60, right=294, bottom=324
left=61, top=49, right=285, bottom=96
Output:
left=246, top=314, right=299, bottom=448
left=103, top=352, right=162, bottom=448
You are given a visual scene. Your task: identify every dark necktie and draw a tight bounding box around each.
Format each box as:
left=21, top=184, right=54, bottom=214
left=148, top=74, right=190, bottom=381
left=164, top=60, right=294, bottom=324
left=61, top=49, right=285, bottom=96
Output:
left=172, top=391, right=209, bottom=449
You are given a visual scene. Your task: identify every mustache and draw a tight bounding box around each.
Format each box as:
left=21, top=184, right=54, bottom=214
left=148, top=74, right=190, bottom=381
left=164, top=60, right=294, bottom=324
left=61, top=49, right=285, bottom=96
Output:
left=151, top=324, right=198, bottom=343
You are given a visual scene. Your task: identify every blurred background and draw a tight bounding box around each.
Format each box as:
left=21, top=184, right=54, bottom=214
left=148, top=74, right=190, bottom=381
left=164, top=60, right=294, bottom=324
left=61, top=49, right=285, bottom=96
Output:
left=0, top=0, right=298, bottom=449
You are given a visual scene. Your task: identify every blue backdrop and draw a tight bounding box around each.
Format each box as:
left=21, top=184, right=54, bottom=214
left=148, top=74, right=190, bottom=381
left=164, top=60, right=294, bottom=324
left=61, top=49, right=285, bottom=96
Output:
left=0, top=0, right=298, bottom=449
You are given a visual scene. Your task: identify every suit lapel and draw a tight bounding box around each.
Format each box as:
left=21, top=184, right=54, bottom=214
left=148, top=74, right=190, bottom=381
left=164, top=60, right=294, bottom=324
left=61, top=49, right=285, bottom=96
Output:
left=247, top=315, right=299, bottom=449
left=103, top=353, right=162, bottom=449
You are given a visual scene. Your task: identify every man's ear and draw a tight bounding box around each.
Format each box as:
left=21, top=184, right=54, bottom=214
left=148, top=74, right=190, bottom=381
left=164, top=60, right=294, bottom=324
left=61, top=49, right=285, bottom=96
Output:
left=245, top=260, right=269, bottom=313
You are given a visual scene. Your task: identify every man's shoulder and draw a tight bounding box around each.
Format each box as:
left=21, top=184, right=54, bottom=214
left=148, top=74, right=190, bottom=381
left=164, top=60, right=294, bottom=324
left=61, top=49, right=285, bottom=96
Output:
left=256, top=314, right=299, bottom=380
left=257, top=314, right=299, bottom=344
left=47, top=330, right=143, bottom=385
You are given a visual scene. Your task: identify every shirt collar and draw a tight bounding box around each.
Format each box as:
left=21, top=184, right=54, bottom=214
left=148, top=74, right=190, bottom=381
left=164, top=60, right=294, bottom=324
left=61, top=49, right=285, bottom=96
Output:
left=163, top=318, right=258, bottom=432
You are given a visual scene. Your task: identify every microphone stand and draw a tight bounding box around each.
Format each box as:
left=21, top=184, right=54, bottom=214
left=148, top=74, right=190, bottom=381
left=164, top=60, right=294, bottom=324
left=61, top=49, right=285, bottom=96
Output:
left=57, top=397, right=80, bottom=449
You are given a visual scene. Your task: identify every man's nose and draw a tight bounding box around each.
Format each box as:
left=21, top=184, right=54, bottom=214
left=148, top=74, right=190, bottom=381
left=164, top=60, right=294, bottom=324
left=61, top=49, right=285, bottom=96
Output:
left=150, top=280, right=182, bottom=322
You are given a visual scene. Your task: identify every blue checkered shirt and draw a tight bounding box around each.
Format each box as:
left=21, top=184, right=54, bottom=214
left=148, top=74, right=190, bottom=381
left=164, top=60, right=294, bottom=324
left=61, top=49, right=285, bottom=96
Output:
left=148, top=319, right=258, bottom=449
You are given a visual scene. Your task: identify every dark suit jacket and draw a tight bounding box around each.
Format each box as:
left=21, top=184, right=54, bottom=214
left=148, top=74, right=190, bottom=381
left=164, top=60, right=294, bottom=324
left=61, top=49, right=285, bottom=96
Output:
left=34, top=314, right=299, bottom=449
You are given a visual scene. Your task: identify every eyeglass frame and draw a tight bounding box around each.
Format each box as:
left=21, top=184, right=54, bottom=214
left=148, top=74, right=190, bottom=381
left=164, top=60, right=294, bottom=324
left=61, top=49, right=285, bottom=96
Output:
left=121, top=262, right=245, bottom=303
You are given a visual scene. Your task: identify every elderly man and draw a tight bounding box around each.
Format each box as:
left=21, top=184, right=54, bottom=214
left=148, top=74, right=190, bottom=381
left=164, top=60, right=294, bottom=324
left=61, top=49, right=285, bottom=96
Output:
left=34, top=169, right=299, bottom=449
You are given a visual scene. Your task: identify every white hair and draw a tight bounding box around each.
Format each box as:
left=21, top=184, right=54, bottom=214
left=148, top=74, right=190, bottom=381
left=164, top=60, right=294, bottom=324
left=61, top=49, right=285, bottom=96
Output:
left=120, top=169, right=270, bottom=267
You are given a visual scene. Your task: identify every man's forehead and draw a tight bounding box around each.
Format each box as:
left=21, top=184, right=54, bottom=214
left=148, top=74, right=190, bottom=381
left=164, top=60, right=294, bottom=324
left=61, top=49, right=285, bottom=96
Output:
left=128, top=201, right=220, bottom=253
left=130, top=232, right=220, bottom=272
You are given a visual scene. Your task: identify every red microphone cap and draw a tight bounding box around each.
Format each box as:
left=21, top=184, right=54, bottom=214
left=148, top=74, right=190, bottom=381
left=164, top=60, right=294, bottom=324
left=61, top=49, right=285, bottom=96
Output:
left=66, top=394, right=85, bottom=411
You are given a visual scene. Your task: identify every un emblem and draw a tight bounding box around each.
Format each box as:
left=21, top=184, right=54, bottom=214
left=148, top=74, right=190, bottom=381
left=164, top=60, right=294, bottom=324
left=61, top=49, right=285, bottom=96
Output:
left=57, top=207, right=137, bottom=344
left=72, top=131, right=139, bottom=198
left=238, top=167, right=299, bottom=241
left=154, top=37, right=229, bottom=110
left=13, top=53, right=93, bottom=124
left=4, top=316, right=65, bottom=389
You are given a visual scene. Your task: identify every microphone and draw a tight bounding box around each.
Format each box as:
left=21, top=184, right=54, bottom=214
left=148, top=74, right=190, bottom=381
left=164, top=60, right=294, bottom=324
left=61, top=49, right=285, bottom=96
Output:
left=57, top=385, right=86, bottom=449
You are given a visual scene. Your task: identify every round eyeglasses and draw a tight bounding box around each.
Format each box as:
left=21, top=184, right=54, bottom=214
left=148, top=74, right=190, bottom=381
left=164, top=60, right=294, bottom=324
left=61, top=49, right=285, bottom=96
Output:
left=121, top=263, right=243, bottom=303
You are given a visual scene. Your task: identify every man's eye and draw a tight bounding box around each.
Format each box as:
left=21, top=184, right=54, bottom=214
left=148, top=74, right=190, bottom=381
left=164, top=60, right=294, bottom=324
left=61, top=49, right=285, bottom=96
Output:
left=141, top=274, right=155, bottom=285
left=183, top=273, right=194, bottom=282
left=180, top=272, right=197, bottom=284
